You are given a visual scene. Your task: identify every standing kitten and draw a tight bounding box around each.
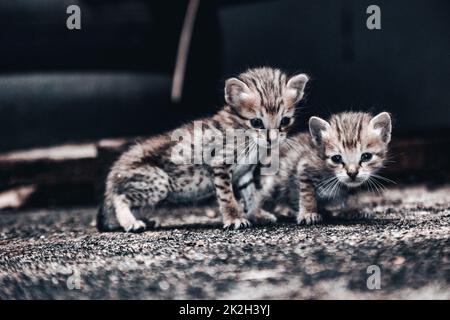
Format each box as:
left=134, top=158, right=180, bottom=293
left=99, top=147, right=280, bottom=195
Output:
left=256, top=111, right=392, bottom=224
left=97, top=67, right=309, bottom=232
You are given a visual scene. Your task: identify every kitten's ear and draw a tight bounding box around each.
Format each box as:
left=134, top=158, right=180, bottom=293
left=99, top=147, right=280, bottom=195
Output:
left=224, top=78, right=256, bottom=108
left=309, top=116, right=331, bottom=146
left=369, top=112, right=392, bottom=144
left=285, top=73, right=309, bottom=104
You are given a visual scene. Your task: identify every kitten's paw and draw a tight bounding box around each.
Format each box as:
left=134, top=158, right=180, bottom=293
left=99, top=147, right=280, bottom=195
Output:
left=142, top=218, right=157, bottom=229
left=223, top=217, right=251, bottom=230
left=122, top=219, right=147, bottom=233
left=274, top=204, right=296, bottom=217
left=341, top=210, right=374, bottom=220
left=359, top=211, right=375, bottom=219
left=297, top=212, right=322, bottom=225
left=249, top=209, right=277, bottom=224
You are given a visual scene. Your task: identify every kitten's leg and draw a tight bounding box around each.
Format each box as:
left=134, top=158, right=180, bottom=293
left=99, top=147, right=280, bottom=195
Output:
left=274, top=203, right=296, bottom=218
left=212, top=166, right=250, bottom=229
left=97, top=195, right=122, bottom=232
left=98, top=194, right=146, bottom=233
left=236, top=171, right=256, bottom=213
left=112, top=194, right=147, bottom=232
left=98, top=168, right=170, bottom=233
left=237, top=171, right=277, bottom=223
left=249, top=204, right=277, bottom=223
left=297, top=179, right=322, bottom=225
left=335, top=193, right=374, bottom=220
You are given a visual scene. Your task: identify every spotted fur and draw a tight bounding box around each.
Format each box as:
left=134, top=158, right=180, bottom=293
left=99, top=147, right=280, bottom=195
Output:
left=97, top=67, right=309, bottom=232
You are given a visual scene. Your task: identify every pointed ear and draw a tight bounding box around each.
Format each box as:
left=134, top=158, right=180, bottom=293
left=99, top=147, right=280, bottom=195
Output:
left=369, top=112, right=392, bottom=143
left=309, top=116, right=330, bottom=146
left=224, top=78, right=256, bottom=108
left=284, top=73, right=309, bottom=105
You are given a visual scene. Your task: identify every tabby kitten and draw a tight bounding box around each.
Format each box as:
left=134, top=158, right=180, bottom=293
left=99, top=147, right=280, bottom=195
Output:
left=97, top=67, right=309, bottom=232
left=256, top=111, right=392, bottom=224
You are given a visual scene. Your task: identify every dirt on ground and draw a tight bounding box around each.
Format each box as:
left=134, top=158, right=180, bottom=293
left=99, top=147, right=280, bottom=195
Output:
left=0, top=185, right=449, bottom=299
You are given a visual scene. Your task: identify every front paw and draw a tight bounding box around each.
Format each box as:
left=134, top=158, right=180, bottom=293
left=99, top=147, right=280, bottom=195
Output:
left=249, top=209, right=277, bottom=224
left=221, top=204, right=251, bottom=229
left=223, top=216, right=251, bottom=230
left=274, top=204, right=296, bottom=217
left=340, top=209, right=374, bottom=220
left=297, top=212, right=322, bottom=225
left=122, top=219, right=147, bottom=233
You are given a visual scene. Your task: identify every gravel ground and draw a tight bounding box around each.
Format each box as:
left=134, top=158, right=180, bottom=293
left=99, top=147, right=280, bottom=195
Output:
left=0, top=184, right=449, bottom=299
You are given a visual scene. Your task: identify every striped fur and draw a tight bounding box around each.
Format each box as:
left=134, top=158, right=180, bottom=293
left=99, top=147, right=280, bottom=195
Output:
left=97, top=67, right=309, bottom=232
left=254, top=111, right=392, bottom=225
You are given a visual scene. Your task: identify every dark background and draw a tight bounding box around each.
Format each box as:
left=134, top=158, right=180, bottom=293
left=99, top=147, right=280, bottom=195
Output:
left=0, top=0, right=449, bottom=152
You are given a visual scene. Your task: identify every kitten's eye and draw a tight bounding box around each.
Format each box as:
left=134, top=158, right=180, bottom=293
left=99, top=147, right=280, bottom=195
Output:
left=280, top=116, right=291, bottom=127
left=250, top=118, right=264, bottom=129
left=331, top=155, right=343, bottom=164
left=361, top=152, right=373, bottom=162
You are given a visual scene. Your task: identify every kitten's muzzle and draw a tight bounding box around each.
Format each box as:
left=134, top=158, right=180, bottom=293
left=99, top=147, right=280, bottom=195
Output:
left=255, top=129, right=283, bottom=148
left=346, top=170, right=359, bottom=181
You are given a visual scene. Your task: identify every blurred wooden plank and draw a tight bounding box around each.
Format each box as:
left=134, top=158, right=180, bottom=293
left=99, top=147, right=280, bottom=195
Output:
left=0, top=143, right=97, bottom=162
left=0, top=140, right=126, bottom=189
left=0, top=185, right=36, bottom=210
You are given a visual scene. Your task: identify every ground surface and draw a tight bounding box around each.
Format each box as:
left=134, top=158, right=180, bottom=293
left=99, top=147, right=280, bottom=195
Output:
left=0, top=184, right=449, bottom=299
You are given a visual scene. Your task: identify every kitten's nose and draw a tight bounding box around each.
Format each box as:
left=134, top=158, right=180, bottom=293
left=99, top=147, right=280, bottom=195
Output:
left=347, top=170, right=359, bottom=181
left=266, top=129, right=279, bottom=143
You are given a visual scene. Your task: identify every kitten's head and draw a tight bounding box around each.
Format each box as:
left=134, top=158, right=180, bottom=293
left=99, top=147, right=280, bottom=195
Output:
left=224, top=67, right=309, bottom=148
left=309, top=112, right=392, bottom=188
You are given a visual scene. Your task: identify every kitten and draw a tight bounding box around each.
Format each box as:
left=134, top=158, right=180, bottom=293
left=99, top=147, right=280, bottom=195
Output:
left=255, top=111, right=392, bottom=224
left=97, top=67, right=309, bottom=232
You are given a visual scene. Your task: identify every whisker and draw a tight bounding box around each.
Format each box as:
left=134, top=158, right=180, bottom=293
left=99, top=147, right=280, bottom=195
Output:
left=365, top=179, right=374, bottom=194
left=316, top=175, right=336, bottom=188
left=370, top=177, right=387, bottom=192
left=368, top=177, right=383, bottom=196
left=331, top=180, right=341, bottom=200
left=367, top=178, right=377, bottom=194
left=371, top=173, right=397, bottom=184
left=320, top=177, right=339, bottom=198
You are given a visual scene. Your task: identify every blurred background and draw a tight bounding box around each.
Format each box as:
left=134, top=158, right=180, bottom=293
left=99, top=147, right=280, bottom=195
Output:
left=0, top=0, right=449, bottom=209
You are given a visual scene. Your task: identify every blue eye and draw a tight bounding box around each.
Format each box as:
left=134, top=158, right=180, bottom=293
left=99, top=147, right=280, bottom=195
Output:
left=361, top=152, right=373, bottom=162
left=331, top=155, right=343, bottom=164
left=250, top=118, right=264, bottom=129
